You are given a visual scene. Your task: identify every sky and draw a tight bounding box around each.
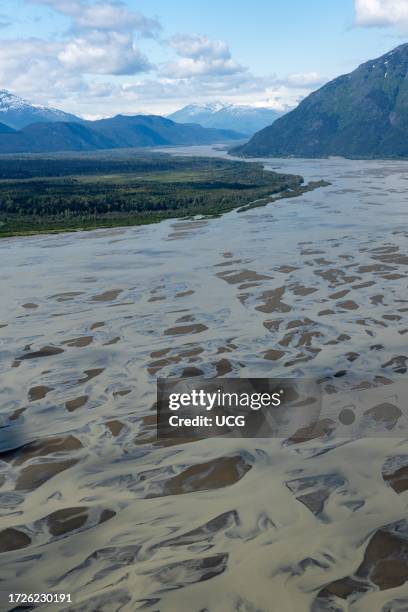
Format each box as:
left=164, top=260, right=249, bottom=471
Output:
left=0, top=0, right=407, bottom=118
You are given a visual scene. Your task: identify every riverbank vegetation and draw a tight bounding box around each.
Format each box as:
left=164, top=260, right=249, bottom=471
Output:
left=0, top=152, right=329, bottom=237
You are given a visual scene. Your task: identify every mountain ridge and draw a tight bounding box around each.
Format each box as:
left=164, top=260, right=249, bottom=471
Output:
left=169, top=102, right=282, bottom=135
left=232, top=43, right=408, bottom=159
left=0, top=114, right=244, bottom=154
left=0, top=89, right=80, bottom=129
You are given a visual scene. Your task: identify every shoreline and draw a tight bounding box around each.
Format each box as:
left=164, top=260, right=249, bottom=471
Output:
left=0, top=178, right=329, bottom=240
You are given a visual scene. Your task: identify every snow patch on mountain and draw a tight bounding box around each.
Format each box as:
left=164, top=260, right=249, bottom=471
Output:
left=168, top=102, right=284, bottom=135
left=0, top=90, right=80, bottom=129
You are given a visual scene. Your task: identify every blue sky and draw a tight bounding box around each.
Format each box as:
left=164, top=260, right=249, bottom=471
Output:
left=0, top=0, right=406, bottom=117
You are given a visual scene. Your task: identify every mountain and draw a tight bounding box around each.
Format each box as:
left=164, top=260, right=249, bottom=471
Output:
left=0, top=122, right=16, bottom=134
left=233, top=44, right=408, bottom=159
left=89, top=114, right=244, bottom=146
left=0, top=90, right=80, bottom=129
left=169, top=102, right=282, bottom=135
left=0, top=114, right=244, bottom=154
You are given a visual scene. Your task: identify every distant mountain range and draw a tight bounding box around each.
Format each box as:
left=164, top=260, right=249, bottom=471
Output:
left=233, top=43, right=408, bottom=159
left=0, top=114, right=244, bottom=154
left=0, top=90, right=80, bottom=130
left=169, top=102, right=282, bottom=135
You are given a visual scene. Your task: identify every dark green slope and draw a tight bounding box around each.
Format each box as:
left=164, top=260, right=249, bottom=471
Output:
left=0, top=115, right=244, bottom=154
left=0, top=122, right=16, bottom=134
left=233, top=44, right=408, bottom=159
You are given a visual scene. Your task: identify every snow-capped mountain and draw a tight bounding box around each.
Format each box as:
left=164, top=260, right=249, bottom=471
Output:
left=0, top=90, right=80, bottom=129
left=168, top=102, right=284, bottom=135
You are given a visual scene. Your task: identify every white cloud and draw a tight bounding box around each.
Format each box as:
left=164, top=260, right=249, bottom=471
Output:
left=0, top=1, right=156, bottom=104
left=0, top=0, right=155, bottom=109
left=164, top=57, right=244, bottom=78
left=28, top=0, right=161, bottom=36
left=0, top=30, right=151, bottom=106
left=0, top=38, right=86, bottom=102
left=0, top=34, right=321, bottom=117
left=170, top=34, right=231, bottom=60
left=285, top=72, right=324, bottom=87
left=0, top=2, right=325, bottom=118
left=59, top=31, right=151, bottom=75
left=355, top=0, right=408, bottom=28
left=164, top=34, right=245, bottom=78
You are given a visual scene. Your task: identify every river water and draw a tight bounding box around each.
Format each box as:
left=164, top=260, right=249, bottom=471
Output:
left=0, top=149, right=407, bottom=611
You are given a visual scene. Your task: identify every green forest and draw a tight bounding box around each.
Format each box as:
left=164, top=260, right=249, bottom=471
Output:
left=0, top=153, right=326, bottom=237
